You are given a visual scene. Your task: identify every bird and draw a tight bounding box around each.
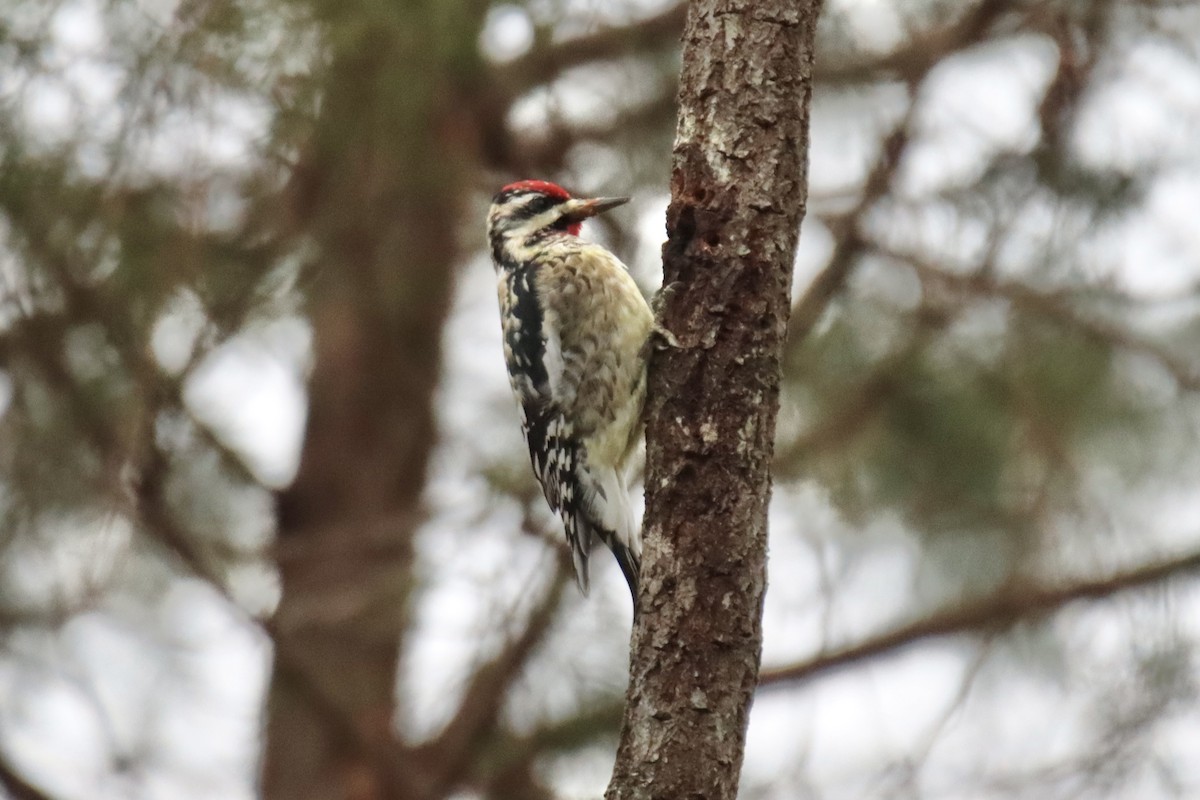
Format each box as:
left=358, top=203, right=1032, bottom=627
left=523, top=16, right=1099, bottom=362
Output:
left=486, top=179, right=655, bottom=608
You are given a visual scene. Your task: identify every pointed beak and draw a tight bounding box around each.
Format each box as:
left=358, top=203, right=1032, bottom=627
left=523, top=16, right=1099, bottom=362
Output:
left=564, top=195, right=631, bottom=222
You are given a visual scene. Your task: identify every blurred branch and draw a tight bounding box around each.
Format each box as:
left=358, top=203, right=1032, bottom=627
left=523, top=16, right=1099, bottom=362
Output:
left=475, top=698, right=625, bottom=798
left=525, top=699, right=624, bottom=752
left=481, top=764, right=558, bottom=800
left=817, top=0, right=1026, bottom=85
left=787, top=122, right=909, bottom=345
left=904, top=259, right=1200, bottom=391
left=418, top=565, right=570, bottom=797
left=477, top=4, right=683, bottom=175
left=496, top=4, right=687, bottom=94
left=788, top=0, right=1017, bottom=348
left=134, top=439, right=422, bottom=793
left=0, top=174, right=263, bottom=490
left=3, top=297, right=265, bottom=590
left=0, top=755, right=56, bottom=800
left=791, top=72, right=947, bottom=364
left=1, top=300, right=251, bottom=597
left=773, top=320, right=941, bottom=479
left=1036, top=0, right=1114, bottom=152
left=759, top=546, right=1200, bottom=689
left=0, top=596, right=102, bottom=631
left=132, top=444, right=242, bottom=603
left=506, top=87, right=678, bottom=175
left=1, top=293, right=374, bottom=784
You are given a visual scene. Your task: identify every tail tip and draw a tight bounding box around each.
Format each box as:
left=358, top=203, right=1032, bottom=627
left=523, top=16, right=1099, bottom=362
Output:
left=611, top=544, right=641, bottom=612
left=571, top=547, right=590, bottom=596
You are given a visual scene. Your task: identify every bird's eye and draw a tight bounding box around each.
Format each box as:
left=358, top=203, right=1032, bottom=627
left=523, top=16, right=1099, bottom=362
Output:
left=526, top=196, right=556, bottom=217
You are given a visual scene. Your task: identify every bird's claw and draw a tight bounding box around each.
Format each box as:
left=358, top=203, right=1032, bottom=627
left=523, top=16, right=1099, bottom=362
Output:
left=652, top=323, right=682, bottom=350
left=651, top=281, right=684, bottom=350
left=652, top=280, right=683, bottom=319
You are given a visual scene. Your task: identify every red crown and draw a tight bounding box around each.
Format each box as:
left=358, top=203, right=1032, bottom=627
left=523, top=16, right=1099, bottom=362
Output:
left=499, top=179, right=572, bottom=200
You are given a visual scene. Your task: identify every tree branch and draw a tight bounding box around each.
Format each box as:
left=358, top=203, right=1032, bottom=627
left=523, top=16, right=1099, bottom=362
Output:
left=773, top=323, right=938, bottom=478
left=787, top=0, right=1019, bottom=348
left=815, top=0, right=1027, bottom=86
left=504, top=88, right=678, bottom=176
left=0, top=755, right=56, bottom=800
left=902, top=258, right=1200, bottom=392
left=759, top=547, right=1200, bottom=689
left=417, top=566, right=570, bottom=797
left=496, top=4, right=687, bottom=94
left=472, top=697, right=625, bottom=797
left=786, top=123, right=907, bottom=345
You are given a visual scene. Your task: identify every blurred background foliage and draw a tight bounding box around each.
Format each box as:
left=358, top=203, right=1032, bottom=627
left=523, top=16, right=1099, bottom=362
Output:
left=2, top=0, right=1200, bottom=798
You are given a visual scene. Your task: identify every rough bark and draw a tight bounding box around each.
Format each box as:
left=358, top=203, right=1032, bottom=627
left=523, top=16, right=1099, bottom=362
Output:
left=606, top=1, right=822, bottom=798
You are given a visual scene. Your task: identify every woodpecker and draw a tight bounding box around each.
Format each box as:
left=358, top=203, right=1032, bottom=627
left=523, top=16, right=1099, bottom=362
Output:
left=487, top=180, right=654, bottom=607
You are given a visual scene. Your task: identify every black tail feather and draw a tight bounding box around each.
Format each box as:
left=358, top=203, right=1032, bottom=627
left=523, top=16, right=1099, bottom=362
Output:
left=567, top=509, right=640, bottom=614
left=608, top=540, right=641, bottom=613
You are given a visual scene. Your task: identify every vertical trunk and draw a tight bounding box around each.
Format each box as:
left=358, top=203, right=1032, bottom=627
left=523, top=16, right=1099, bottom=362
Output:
left=262, top=6, right=483, bottom=798
left=607, top=1, right=822, bottom=798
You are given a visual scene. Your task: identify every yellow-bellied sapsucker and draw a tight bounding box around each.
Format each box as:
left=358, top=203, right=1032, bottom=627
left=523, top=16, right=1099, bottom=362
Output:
left=487, top=180, right=654, bottom=607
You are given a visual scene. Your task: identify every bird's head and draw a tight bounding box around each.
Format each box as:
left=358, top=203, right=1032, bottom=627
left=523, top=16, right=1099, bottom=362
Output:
left=486, top=180, right=629, bottom=245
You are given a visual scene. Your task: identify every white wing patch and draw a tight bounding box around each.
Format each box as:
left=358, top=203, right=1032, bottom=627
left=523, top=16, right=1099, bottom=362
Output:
left=581, top=464, right=640, bottom=563
left=541, top=306, right=565, bottom=401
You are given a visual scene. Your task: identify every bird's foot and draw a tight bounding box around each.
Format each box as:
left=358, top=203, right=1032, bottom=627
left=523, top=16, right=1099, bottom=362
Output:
left=651, top=323, right=682, bottom=350
left=652, top=280, right=683, bottom=319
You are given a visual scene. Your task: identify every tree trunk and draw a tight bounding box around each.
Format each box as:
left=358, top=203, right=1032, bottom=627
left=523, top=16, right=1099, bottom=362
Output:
left=261, top=6, right=484, bottom=798
left=607, top=1, right=822, bottom=798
